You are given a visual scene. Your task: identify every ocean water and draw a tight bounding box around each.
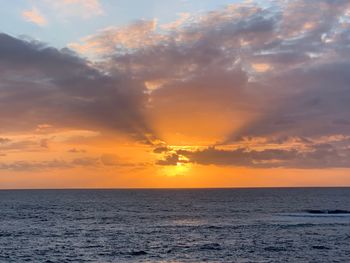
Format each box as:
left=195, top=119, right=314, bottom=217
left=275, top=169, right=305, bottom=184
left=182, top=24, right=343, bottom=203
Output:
left=0, top=188, right=349, bottom=262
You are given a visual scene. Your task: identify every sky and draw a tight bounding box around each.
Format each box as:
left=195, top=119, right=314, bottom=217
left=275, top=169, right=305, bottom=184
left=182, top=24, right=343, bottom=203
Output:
left=1, top=0, right=350, bottom=189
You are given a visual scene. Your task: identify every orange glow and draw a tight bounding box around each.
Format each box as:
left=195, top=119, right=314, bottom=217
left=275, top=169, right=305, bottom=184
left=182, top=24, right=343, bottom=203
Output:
left=1, top=165, right=350, bottom=189
left=251, top=63, right=271, bottom=73
left=162, top=162, right=191, bottom=177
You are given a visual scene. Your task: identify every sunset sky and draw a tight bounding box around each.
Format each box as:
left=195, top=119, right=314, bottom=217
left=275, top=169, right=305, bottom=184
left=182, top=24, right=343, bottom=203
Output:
left=1, top=0, right=350, bottom=188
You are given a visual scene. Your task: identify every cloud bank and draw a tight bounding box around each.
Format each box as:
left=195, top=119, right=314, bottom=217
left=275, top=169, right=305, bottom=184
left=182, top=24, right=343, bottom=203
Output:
left=0, top=33, right=154, bottom=143
left=4, top=0, right=350, bottom=169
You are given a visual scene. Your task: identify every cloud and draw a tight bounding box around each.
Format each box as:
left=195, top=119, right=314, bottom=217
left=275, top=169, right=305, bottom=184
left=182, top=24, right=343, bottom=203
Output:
left=153, top=146, right=170, bottom=154
left=0, top=33, right=154, bottom=143
left=69, top=19, right=161, bottom=57
left=22, top=7, right=47, bottom=26
left=175, top=146, right=298, bottom=167
left=160, top=13, right=191, bottom=30
left=228, top=61, right=350, bottom=141
left=0, top=158, right=98, bottom=171
left=156, top=153, right=180, bottom=166
left=21, top=0, right=103, bottom=28
left=0, top=154, right=146, bottom=171
left=0, top=151, right=145, bottom=171
left=0, top=139, right=41, bottom=152
left=156, top=135, right=350, bottom=168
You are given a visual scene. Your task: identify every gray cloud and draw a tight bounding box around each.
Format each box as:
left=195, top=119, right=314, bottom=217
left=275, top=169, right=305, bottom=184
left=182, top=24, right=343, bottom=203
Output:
left=153, top=146, right=170, bottom=154
left=159, top=142, right=350, bottom=169
left=0, top=154, right=145, bottom=171
left=156, top=153, right=180, bottom=166
left=96, top=0, right=350, bottom=145
left=229, top=61, right=350, bottom=140
left=0, top=33, right=153, bottom=142
left=0, top=159, right=76, bottom=171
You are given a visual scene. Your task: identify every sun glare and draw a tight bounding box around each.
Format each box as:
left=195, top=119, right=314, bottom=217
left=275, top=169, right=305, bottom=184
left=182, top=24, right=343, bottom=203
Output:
left=164, top=162, right=191, bottom=177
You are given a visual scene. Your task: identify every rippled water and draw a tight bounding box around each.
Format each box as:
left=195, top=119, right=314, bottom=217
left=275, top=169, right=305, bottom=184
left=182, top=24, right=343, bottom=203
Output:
left=0, top=188, right=349, bottom=262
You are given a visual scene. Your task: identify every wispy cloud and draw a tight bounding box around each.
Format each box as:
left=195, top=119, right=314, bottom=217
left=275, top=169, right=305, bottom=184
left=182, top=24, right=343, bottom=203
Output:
left=0, top=154, right=146, bottom=171
left=22, top=7, right=47, bottom=26
left=160, top=12, right=191, bottom=30
left=69, top=19, right=160, bottom=57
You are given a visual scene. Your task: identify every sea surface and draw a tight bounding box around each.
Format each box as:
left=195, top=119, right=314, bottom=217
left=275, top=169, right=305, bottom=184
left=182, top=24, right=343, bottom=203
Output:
left=0, top=188, right=349, bottom=262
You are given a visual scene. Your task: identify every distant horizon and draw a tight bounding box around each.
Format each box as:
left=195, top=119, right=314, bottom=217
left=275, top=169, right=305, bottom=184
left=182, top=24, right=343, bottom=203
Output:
left=1, top=186, right=350, bottom=191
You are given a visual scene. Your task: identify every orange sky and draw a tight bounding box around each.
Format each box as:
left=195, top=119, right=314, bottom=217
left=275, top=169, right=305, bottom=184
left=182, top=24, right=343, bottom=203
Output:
left=1, top=129, right=350, bottom=188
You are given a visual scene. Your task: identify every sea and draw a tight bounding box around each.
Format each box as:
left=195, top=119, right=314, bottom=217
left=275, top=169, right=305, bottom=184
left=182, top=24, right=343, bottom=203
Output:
left=0, top=188, right=349, bottom=262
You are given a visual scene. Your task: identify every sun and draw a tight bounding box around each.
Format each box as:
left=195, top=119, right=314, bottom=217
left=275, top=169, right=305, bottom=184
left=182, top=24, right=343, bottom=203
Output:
left=164, top=162, right=191, bottom=177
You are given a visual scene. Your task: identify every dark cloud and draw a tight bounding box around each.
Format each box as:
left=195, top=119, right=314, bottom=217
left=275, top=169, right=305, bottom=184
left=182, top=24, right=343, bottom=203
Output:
left=153, top=146, right=170, bottom=154
left=0, top=33, right=153, bottom=142
left=0, top=155, right=142, bottom=171
left=0, top=159, right=76, bottom=171
left=156, top=153, right=180, bottom=166
left=159, top=142, right=350, bottom=169
left=176, top=147, right=297, bottom=167
left=229, top=62, right=350, bottom=140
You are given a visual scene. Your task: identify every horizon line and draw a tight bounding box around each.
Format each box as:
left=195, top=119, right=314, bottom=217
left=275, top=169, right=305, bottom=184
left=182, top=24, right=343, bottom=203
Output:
left=0, top=186, right=349, bottom=191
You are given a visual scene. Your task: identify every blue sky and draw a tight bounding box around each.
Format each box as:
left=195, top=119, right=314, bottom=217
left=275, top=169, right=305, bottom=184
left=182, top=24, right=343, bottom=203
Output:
left=0, top=0, right=246, bottom=48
